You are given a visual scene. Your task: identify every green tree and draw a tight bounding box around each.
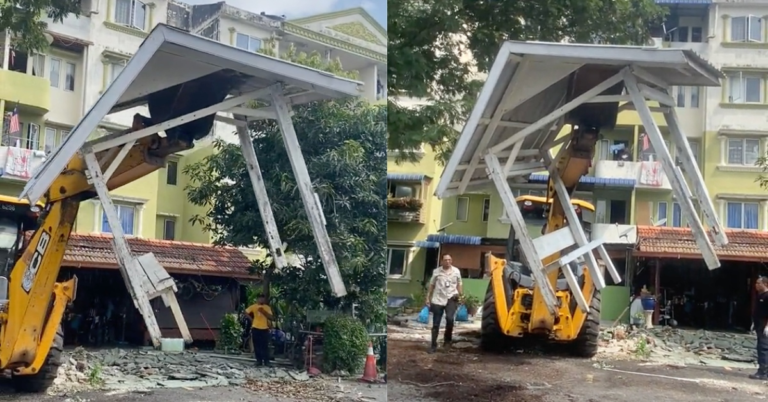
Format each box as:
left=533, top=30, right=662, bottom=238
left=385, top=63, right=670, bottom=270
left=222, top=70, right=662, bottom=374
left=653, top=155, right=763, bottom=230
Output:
left=0, top=1, right=82, bottom=52
left=388, top=0, right=666, bottom=161
left=184, top=100, right=387, bottom=327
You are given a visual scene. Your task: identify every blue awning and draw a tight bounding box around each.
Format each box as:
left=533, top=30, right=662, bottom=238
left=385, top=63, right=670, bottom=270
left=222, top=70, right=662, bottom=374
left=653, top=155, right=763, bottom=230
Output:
left=426, top=234, right=482, bottom=245
left=528, top=174, right=636, bottom=188
left=415, top=240, right=440, bottom=248
left=387, top=173, right=430, bottom=182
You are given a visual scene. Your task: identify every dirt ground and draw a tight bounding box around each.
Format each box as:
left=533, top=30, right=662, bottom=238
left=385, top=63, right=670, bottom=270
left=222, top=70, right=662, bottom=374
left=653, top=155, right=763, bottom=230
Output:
left=387, top=338, right=768, bottom=402
left=0, top=379, right=386, bottom=402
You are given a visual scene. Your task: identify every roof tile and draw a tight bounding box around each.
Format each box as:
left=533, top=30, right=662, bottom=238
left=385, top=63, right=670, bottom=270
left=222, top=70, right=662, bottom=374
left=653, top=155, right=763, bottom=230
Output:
left=636, top=226, right=768, bottom=261
left=56, top=233, right=255, bottom=278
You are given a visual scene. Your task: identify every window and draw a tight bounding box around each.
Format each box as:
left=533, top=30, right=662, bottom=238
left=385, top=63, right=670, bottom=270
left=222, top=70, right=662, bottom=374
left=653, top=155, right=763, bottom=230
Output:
left=677, top=26, right=689, bottom=43
left=388, top=182, right=416, bottom=198
left=726, top=202, right=759, bottom=229
left=109, top=62, right=125, bottom=85
left=101, top=204, right=136, bottom=235
left=672, top=202, right=682, bottom=227
left=65, top=62, right=76, bottom=91
left=26, top=123, right=39, bottom=150
left=727, top=138, right=760, bottom=166
left=115, top=0, right=147, bottom=30
left=166, top=161, right=178, bottom=185
left=676, top=86, right=685, bottom=107
left=44, top=127, right=57, bottom=154
left=731, top=16, right=762, bottom=42
left=387, top=248, right=409, bottom=277
left=482, top=198, right=490, bottom=222
left=48, top=58, right=61, bottom=88
left=656, top=202, right=668, bottom=226
left=676, top=140, right=700, bottom=167
left=235, top=33, right=262, bottom=52
left=31, top=54, right=44, bottom=77
left=691, top=27, right=703, bottom=43
left=728, top=74, right=762, bottom=103
left=690, top=86, right=699, bottom=108
left=456, top=197, right=469, bottom=221
left=163, top=219, right=175, bottom=240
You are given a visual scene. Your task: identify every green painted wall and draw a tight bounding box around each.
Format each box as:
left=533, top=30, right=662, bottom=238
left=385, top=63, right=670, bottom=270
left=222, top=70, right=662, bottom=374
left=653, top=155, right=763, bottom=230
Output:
left=601, top=285, right=631, bottom=323
left=387, top=147, right=444, bottom=298
left=178, top=145, right=214, bottom=244
left=463, top=278, right=489, bottom=301
left=440, top=194, right=488, bottom=237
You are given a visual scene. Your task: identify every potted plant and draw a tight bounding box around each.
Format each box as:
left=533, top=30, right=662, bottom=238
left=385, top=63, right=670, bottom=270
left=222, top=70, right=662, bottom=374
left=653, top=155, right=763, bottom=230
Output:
left=387, top=197, right=423, bottom=220
left=461, top=294, right=481, bottom=316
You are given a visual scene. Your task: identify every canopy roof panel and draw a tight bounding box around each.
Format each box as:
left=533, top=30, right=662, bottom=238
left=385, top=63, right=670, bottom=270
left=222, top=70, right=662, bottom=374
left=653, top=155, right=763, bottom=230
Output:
left=435, top=41, right=722, bottom=198
left=22, top=24, right=363, bottom=203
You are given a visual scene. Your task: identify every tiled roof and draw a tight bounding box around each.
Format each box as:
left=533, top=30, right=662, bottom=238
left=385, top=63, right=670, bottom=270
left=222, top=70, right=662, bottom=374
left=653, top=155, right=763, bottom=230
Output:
left=636, top=226, right=768, bottom=262
left=59, top=233, right=255, bottom=278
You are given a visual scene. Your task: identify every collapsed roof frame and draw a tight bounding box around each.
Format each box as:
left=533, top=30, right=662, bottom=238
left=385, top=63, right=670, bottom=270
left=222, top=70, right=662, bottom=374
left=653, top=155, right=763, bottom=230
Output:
left=20, top=24, right=361, bottom=345
left=435, top=41, right=728, bottom=315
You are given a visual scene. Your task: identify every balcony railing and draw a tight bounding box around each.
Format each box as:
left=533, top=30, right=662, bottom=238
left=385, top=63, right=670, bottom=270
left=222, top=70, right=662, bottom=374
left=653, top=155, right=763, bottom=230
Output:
left=387, top=197, right=424, bottom=223
left=593, top=159, right=671, bottom=190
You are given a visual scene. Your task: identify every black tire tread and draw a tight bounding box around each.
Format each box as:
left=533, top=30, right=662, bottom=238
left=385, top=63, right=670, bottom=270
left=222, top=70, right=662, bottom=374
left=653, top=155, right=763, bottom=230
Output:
left=13, top=326, right=64, bottom=393
left=571, top=290, right=601, bottom=358
left=480, top=279, right=510, bottom=352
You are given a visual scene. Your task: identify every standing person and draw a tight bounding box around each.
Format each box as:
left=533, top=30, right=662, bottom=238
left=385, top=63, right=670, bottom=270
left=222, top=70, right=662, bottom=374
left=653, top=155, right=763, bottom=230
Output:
left=245, top=295, right=274, bottom=367
left=751, top=277, right=768, bottom=380
left=425, top=254, right=463, bottom=353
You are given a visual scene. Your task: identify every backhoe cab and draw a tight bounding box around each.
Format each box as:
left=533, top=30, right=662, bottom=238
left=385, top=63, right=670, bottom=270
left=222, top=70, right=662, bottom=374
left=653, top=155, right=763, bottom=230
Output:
left=435, top=42, right=728, bottom=356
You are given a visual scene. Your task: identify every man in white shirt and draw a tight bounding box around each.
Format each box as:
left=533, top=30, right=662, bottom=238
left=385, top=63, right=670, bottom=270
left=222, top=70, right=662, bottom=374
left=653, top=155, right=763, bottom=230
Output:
left=425, top=254, right=463, bottom=353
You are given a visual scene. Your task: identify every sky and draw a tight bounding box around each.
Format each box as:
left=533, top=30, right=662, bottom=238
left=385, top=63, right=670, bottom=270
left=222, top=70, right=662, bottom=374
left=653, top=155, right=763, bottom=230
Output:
left=183, top=0, right=387, bottom=29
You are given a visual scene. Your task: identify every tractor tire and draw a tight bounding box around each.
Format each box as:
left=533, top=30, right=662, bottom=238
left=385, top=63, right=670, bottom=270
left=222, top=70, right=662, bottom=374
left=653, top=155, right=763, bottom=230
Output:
left=481, top=266, right=516, bottom=352
left=571, top=290, right=601, bottom=358
left=12, top=326, right=64, bottom=393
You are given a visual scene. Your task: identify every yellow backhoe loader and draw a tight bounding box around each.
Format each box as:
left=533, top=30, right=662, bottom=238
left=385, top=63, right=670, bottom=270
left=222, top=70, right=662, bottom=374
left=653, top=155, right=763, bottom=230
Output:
left=0, top=23, right=359, bottom=392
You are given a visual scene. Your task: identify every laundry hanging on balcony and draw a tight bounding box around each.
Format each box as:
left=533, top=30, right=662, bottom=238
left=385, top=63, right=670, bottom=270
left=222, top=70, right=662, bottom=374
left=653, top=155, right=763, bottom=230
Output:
left=4, top=147, right=32, bottom=179
left=639, top=161, right=663, bottom=187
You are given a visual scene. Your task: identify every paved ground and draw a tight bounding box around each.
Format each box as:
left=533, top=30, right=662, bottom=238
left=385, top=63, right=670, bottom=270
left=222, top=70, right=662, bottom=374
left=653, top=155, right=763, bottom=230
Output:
left=387, top=338, right=768, bottom=402
left=0, top=378, right=385, bottom=401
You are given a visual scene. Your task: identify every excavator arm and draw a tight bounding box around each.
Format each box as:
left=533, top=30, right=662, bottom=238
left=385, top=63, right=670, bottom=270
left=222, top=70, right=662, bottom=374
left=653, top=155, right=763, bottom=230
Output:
left=0, top=73, right=226, bottom=376
left=529, top=125, right=599, bottom=339
left=0, top=126, right=190, bottom=374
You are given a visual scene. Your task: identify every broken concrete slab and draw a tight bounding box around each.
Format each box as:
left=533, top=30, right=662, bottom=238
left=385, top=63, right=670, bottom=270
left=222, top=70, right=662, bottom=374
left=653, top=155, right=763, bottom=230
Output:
left=49, top=347, right=312, bottom=396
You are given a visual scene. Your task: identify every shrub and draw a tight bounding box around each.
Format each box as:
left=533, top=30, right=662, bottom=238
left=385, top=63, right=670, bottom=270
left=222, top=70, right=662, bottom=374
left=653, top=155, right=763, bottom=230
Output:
left=218, top=313, right=243, bottom=354
left=322, top=315, right=369, bottom=373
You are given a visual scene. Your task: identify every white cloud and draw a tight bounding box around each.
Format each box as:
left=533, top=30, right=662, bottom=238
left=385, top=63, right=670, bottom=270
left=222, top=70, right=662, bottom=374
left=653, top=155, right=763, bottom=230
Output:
left=182, top=0, right=344, bottom=19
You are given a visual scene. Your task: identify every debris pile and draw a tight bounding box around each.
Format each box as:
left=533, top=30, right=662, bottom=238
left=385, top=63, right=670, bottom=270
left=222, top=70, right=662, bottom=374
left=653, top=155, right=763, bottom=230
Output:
left=598, top=326, right=758, bottom=366
left=51, top=347, right=311, bottom=395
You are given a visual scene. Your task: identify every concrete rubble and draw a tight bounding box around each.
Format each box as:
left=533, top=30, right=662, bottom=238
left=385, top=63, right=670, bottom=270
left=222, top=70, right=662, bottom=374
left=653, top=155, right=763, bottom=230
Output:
left=598, top=325, right=759, bottom=369
left=51, top=347, right=311, bottom=395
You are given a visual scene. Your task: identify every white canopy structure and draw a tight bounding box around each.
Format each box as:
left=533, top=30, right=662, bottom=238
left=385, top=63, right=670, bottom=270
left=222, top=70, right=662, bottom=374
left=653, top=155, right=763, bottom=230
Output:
left=20, top=24, right=361, bottom=345
left=435, top=41, right=728, bottom=314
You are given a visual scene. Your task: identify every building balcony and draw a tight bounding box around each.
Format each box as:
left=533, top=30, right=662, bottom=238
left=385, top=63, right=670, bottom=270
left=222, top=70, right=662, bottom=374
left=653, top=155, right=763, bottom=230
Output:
left=0, top=70, right=50, bottom=113
left=593, top=160, right=671, bottom=190
left=0, top=143, right=47, bottom=181
left=387, top=197, right=424, bottom=224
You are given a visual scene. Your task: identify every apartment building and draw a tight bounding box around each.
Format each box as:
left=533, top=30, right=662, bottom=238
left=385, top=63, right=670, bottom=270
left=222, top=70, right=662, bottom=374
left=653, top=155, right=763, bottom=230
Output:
left=0, top=1, right=385, bottom=246
left=386, top=0, right=768, bottom=304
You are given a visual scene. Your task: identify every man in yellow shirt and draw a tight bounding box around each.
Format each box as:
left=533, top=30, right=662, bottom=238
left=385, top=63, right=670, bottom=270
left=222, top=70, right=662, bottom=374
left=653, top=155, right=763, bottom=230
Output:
left=245, top=295, right=274, bottom=366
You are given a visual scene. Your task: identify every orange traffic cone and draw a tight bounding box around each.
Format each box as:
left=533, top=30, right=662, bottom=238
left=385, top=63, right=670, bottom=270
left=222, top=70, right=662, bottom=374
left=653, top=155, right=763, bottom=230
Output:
left=359, top=341, right=378, bottom=383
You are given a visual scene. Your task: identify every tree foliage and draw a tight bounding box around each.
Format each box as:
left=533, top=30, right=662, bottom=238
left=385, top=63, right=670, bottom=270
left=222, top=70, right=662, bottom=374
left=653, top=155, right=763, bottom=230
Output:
left=185, top=100, right=387, bottom=327
left=388, top=0, right=666, bottom=161
left=0, top=1, right=82, bottom=53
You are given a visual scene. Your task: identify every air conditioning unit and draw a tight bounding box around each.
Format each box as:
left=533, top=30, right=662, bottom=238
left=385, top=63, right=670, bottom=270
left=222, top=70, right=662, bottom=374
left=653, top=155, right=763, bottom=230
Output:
left=649, top=37, right=663, bottom=48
